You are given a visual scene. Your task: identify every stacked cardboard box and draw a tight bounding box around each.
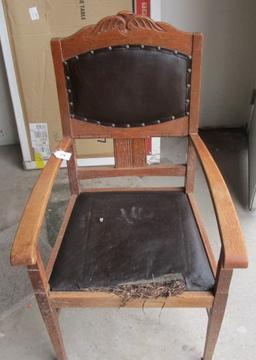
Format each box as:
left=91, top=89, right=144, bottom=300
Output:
left=3, top=0, right=133, bottom=167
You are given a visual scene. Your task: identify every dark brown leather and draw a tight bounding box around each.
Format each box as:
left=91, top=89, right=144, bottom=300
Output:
left=50, top=191, right=214, bottom=292
left=65, top=46, right=191, bottom=127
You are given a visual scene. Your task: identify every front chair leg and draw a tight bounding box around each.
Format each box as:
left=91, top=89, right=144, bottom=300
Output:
left=35, top=293, right=67, bottom=360
left=202, top=267, right=233, bottom=360
left=28, top=255, right=67, bottom=360
left=202, top=293, right=228, bottom=360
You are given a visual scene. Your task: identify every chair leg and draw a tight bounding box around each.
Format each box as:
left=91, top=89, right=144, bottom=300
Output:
left=35, top=293, right=67, bottom=360
left=28, top=254, right=67, bottom=360
left=202, top=293, right=228, bottom=360
left=202, top=265, right=233, bottom=360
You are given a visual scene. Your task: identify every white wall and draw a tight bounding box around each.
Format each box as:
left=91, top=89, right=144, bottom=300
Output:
left=161, top=0, right=256, bottom=128
left=0, top=43, right=17, bottom=145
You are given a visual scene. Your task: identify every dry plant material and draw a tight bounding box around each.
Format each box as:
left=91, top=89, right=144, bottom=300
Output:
left=82, top=274, right=186, bottom=305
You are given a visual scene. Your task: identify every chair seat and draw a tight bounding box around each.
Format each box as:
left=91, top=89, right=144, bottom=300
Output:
left=49, top=191, right=214, bottom=293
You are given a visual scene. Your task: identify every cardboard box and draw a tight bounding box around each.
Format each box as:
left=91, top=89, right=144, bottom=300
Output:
left=3, top=0, right=133, bottom=165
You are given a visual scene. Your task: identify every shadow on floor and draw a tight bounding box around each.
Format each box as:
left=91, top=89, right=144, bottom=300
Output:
left=200, top=128, right=248, bottom=210
left=0, top=144, right=24, bottom=170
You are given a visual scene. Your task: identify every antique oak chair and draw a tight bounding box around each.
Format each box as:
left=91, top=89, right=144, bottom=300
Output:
left=11, top=11, right=247, bottom=360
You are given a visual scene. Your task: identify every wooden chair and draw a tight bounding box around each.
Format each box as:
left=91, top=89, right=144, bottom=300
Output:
left=11, top=11, right=248, bottom=360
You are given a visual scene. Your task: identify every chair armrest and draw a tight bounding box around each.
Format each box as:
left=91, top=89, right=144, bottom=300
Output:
left=190, top=134, right=248, bottom=269
left=11, top=137, right=72, bottom=266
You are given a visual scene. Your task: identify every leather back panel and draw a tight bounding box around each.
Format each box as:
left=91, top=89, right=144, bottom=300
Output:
left=65, top=45, right=191, bottom=127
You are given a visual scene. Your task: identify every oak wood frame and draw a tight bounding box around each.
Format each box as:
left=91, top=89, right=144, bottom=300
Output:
left=10, top=11, right=247, bottom=360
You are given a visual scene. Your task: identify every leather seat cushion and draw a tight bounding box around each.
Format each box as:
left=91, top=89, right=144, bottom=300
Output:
left=49, top=191, right=214, bottom=292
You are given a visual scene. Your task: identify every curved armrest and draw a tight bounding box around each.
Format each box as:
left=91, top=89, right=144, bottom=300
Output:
left=11, top=137, right=72, bottom=266
left=190, top=134, right=248, bottom=269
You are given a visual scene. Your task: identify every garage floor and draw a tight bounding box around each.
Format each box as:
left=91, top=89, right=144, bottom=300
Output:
left=0, top=130, right=255, bottom=360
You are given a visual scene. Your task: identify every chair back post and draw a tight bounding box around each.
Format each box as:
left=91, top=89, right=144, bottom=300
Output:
left=185, top=33, right=203, bottom=193
left=189, top=33, right=203, bottom=134
left=51, top=40, right=80, bottom=194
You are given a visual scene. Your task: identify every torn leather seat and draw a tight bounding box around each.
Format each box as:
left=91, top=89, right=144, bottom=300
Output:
left=49, top=191, right=214, bottom=297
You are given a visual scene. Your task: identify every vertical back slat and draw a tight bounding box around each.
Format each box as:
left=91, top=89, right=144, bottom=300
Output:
left=132, top=139, right=147, bottom=167
left=114, top=139, right=146, bottom=168
left=114, top=139, right=133, bottom=168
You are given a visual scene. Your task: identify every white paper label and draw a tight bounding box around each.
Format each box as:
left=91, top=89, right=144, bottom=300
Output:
left=54, top=150, right=72, bottom=161
left=29, top=7, right=40, bottom=21
left=29, top=123, right=51, bottom=159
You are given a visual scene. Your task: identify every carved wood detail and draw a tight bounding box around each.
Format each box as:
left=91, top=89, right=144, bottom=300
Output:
left=91, top=11, right=165, bottom=35
left=60, top=12, right=193, bottom=59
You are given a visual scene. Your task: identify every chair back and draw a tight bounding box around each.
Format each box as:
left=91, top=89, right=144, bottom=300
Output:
left=51, top=11, right=203, bottom=189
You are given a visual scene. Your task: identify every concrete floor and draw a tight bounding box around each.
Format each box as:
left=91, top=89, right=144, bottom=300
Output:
left=0, top=130, right=255, bottom=359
